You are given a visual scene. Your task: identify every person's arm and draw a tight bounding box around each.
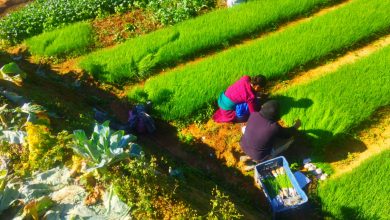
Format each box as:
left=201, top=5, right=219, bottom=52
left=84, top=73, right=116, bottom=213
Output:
left=247, top=99, right=257, bottom=113
left=278, top=119, right=301, bottom=138
left=244, top=77, right=257, bottom=113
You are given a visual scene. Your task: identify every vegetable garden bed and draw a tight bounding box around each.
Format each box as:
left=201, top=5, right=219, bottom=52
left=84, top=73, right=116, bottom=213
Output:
left=0, top=0, right=135, bottom=43
left=0, top=0, right=214, bottom=44
left=79, top=0, right=338, bottom=83
left=133, top=0, right=390, bottom=121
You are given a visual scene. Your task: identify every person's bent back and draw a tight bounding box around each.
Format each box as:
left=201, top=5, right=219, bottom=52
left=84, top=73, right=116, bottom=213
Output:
left=239, top=100, right=300, bottom=162
left=213, top=74, right=266, bottom=123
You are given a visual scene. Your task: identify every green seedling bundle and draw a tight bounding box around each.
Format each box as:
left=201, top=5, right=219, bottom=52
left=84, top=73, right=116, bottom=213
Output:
left=134, top=0, right=390, bottom=121
left=260, top=167, right=302, bottom=208
left=79, top=0, right=336, bottom=83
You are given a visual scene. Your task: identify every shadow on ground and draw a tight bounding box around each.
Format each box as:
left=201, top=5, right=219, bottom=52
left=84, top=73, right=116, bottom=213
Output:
left=137, top=120, right=270, bottom=219
left=0, top=51, right=131, bottom=132
left=0, top=51, right=270, bottom=219
left=1, top=49, right=374, bottom=219
left=274, top=101, right=371, bottom=220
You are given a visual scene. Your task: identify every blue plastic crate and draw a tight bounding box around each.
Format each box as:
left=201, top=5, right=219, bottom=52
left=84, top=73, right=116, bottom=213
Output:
left=254, top=156, right=308, bottom=213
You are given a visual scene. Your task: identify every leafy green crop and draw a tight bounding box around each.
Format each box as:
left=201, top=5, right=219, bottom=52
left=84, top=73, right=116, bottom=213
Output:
left=72, top=121, right=138, bottom=172
left=317, top=150, right=390, bottom=219
left=26, top=22, right=93, bottom=57
left=134, top=0, right=390, bottom=121
left=276, top=45, right=390, bottom=147
left=79, top=0, right=335, bottom=83
left=147, top=0, right=214, bottom=25
left=0, top=0, right=214, bottom=44
left=0, top=0, right=136, bottom=43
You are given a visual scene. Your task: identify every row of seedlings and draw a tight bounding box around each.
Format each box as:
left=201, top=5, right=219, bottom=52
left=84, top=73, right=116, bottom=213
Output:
left=78, top=0, right=339, bottom=83
left=133, top=0, right=390, bottom=121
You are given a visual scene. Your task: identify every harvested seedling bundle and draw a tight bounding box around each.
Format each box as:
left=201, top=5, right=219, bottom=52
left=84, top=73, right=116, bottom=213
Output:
left=255, top=156, right=308, bottom=213
left=260, top=167, right=303, bottom=208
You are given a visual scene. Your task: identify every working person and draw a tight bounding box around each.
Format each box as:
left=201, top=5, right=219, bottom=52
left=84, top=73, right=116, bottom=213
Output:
left=213, top=75, right=267, bottom=123
left=239, top=100, right=301, bottom=170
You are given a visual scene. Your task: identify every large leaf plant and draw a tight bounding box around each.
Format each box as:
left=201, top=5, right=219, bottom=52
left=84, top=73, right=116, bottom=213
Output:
left=72, top=121, right=138, bottom=172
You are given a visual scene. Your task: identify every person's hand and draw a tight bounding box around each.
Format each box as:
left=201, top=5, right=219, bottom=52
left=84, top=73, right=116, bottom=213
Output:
left=293, top=119, right=301, bottom=129
left=256, top=91, right=269, bottom=100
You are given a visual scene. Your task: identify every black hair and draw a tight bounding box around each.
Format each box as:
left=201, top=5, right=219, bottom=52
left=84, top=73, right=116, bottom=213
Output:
left=251, top=74, right=267, bottom=88
left=260, top=100, right=280, bottom=121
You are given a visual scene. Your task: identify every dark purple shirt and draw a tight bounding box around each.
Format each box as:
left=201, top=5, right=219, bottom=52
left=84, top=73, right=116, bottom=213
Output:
left=239, top=112, right=294, bottom=161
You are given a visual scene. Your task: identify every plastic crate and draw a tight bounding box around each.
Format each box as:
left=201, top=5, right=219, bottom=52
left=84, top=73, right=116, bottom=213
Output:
left=254, top=156, right=308, bottom=213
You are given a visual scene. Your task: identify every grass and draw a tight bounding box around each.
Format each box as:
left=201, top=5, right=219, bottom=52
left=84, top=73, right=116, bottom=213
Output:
left=262, top=173, right=293, bottom=198
left=78, top=0, right=337, bottom=83
left=25, top=22, right=94, bottom=58
left=317, top=149, right=390, bottom=219
left=275, top=45, right=390, bottom=147
left=132, top=0, right=390, bottom=121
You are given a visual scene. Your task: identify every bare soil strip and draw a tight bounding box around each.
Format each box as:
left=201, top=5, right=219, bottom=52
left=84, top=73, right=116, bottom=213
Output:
left=271, top=33, right=390, bottom=93
left=0, top=0, right=29, bottom=17
left=329, top=107, right=390, bottom=178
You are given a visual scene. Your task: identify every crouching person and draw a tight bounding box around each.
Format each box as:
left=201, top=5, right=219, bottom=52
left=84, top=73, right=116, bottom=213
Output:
left=239, top=100, right=301, bottom=171
left=212, top=74, right=266, bottom=123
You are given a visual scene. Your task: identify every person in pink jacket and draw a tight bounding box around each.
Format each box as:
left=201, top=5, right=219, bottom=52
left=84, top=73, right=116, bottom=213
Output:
left=213, top=75, right=266, bottom=123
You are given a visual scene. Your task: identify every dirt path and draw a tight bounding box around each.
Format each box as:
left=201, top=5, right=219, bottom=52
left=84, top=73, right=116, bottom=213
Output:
left=181, top=121, right=244, bottom=167
left=271, top=33, right=390, bottom=93
left=0, top=0, right=29, bottom=16
left=328, top=107, right=390, bottom=178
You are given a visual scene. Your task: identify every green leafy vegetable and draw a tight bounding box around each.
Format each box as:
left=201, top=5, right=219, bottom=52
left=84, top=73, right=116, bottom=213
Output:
left=72, top=121, right=137, bottom=171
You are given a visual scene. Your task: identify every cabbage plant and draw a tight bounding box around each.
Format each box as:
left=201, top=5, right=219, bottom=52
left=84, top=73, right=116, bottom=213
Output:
left=0, top=165, right=19, bottom=215
left=0, top=104, right=27, bottom=144
left=72, top=121, right=137, bottom=172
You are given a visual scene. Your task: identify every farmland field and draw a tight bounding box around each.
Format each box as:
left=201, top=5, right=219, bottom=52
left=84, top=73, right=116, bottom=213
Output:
left=317, top=149, right=390, bottom=219
left=79, top=0, right=338, bottom=83
left=0, top=0, right=389, bottom=219
left=134, top=0, right=390, bottom=121
left=276, top=44, right=390, bottom=146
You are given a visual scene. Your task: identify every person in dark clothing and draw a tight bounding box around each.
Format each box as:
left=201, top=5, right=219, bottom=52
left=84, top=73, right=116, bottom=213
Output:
left=239, top=100, right=301, bottom=170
